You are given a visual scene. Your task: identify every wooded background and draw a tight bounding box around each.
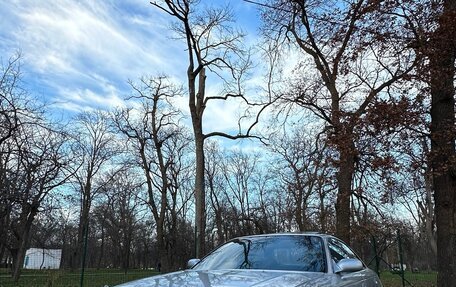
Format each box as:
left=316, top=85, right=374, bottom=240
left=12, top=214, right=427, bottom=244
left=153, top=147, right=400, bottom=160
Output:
left=1, top=0, right=455, bottom=286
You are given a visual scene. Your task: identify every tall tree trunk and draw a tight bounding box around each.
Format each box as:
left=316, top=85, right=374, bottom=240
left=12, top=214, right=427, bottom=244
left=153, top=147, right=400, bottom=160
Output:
left=335, top=138, right=355, bottom=244
left=430, top=1, right=456, bottom=286
left=97, top=223, right=105, bottom=269
left=76, top=191, right=91, bottom=270
left=190, top=67, right=206, bottom=259
left=319, top=194, right=327, bottom=233
left=423, top=168, right=437, bottom=257
left=194, top=134, right=206, bottom=258
left=156, top=219, right=168, bottom=272
left=12, top=206, right=37, bottom=282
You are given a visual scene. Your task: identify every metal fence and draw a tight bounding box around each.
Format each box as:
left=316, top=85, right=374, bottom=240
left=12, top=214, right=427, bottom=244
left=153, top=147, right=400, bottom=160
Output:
left=1, top=228, right=436, bottom=287
left=366, top=230, right=435, bottom=287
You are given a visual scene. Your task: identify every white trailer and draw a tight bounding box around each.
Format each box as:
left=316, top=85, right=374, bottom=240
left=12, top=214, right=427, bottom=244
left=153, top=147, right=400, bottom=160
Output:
left=23, top=248, right=62, bottom=269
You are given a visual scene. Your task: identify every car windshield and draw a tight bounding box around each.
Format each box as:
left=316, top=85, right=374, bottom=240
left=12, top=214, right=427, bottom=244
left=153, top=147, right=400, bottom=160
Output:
left=193, top=235, right=326, bottom=272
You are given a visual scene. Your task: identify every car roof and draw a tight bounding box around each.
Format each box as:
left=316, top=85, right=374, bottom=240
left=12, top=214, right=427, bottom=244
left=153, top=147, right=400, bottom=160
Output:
left=234, top=232, right=334, bottom=240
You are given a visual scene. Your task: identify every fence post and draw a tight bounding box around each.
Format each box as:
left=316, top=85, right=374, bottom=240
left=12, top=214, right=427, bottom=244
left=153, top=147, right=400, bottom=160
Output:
left=397, top=230, right=405, bottom=287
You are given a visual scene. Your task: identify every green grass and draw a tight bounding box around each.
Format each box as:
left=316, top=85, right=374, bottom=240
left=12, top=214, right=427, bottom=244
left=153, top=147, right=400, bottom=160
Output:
left=0, top=269, right=437, bottom=287
left=379, top=271, right=437, bottom=287
left=0, top=269, right=159, bottom=287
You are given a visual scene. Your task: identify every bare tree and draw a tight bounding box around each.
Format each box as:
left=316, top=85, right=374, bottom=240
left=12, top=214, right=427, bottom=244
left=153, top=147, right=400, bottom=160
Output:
left=0, top=54, right=72, bottom=281
left=69, top=111, right=119, bottom=269
left=0, top=53, right=24, bottom=146
left=261, top=0, right=418, bottom=243
left=5, top=122, right=71, bottom=281
left=205, top=141, right=229, bottom=245
left=393, top=137, right=436, bottom=264
left=113, top=76, right=193, bottom=271
left=96, top=170, right=144, bottom=271
left=150, top=0, right=269, bottom=257
left=0, top=54, right=32, bottom=264
left=268, top=127, right=335, bottom=232
left=222, top=149, right=260, bottom=235
left=206, top=144, right=279, bottom=239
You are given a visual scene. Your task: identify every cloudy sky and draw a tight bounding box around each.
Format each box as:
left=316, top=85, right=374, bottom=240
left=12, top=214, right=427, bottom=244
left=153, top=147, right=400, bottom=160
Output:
left=0, top=0, right=262, bottom=133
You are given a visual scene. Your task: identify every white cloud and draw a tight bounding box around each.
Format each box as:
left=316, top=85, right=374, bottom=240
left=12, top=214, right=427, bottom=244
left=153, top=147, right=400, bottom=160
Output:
left=204, top=99, right=242, bottom=132
left=0, top=0, right=266, bottom=139
left=0, top=0, right=185, bottom=111
left=53, top=86, right=124, bottom=112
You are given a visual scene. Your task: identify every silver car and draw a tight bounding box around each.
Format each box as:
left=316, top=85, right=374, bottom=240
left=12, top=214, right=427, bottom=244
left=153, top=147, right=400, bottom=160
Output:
left=116, top=233, right=383, bottom=287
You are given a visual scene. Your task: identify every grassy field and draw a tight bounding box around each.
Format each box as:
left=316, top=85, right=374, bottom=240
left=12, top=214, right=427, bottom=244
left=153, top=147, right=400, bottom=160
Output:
left=0, top=269, right=437, bottom=287
left=0, top=268, right=158, bottom=287
left=379, top=271, right=437, bottom=287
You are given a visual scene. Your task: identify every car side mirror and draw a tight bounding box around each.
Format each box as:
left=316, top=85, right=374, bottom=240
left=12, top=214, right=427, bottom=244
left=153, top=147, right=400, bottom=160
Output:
left=187, top=258, right=201, bottom=269
left=334, top=258, right=363, bottom=273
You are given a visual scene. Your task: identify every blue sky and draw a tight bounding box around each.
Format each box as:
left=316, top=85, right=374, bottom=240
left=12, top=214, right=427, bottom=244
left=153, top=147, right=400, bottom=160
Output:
left=0, top=0, right=262, bottom=130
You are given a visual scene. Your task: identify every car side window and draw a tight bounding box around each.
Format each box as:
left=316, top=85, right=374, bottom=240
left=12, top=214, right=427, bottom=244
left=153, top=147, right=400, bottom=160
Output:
left=327, top=238, right=357, bottom=263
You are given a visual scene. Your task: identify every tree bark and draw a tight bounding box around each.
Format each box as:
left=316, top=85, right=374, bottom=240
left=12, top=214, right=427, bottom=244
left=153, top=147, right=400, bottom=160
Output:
left=335, top=138, right=355, bottom=244
left=12, top=204, right=37, bottom=282
left=429, top=1, right=456, bottom=286
left=189, top=65, right=206, bottom=258
left=75, top=182, right=91, bottom=270
left=422, top=168, right=437, bottom=257
left=194, top=132, right=206, bottom=258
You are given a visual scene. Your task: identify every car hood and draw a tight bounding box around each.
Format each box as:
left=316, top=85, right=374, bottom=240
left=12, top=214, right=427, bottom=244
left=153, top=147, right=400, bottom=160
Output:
left=115, top=269, right=338, bottom=287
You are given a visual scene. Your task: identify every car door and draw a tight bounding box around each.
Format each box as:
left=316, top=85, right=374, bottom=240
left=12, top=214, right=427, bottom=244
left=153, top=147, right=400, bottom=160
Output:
left=327, top=238, right=381, bottom=287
